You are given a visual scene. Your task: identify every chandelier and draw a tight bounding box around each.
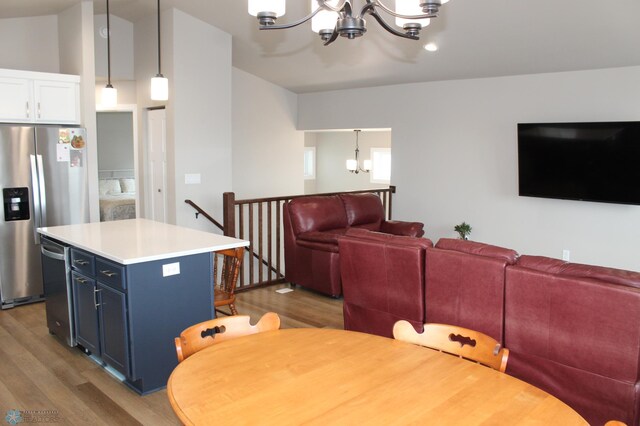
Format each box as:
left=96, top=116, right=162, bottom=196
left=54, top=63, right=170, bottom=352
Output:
left=248, top=0, right=450, bottom=46
left=347, top=130, right=371, bottom=174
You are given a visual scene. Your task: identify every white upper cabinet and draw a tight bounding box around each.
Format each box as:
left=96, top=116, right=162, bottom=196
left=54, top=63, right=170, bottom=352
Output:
left=0, top=69, right=81, bottom=125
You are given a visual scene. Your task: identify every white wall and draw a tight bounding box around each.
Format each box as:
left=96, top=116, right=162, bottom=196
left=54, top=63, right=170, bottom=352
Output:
left=58, top=1, right=99, bottom=222
left=232, top=68, right=303, bottom=199
left=94, top=14, right=134, bottom=81
left=171, top=9, right=232, bottom=231
left=299, top=66, right=640, bottom=272
left=311, top=130, right=391, bottom=193
left=0, top=16, right=60, bottom=73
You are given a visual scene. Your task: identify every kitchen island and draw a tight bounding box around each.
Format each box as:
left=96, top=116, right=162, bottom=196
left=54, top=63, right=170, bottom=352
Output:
left=38, top=219, right=248, bottom=394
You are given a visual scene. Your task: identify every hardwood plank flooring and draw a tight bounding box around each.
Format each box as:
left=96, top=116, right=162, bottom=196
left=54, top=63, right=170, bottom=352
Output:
left=0, top=284, right=343, bottom=425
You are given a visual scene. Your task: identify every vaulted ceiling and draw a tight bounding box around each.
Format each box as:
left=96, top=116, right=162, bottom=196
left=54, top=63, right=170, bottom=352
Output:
left=3, top=0, right=640, bottom=93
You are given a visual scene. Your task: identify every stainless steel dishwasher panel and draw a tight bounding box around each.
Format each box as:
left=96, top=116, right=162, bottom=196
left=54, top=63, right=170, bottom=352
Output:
left=41, top=236, right=75, bottom=347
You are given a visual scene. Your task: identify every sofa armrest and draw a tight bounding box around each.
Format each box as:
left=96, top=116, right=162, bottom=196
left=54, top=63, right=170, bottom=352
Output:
left=297, top=239, right=339, bottom=253
left=380, top=220, right=425, bottom=238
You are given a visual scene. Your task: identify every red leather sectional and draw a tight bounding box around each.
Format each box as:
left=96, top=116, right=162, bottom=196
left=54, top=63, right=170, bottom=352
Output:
left=282, top=193, right=424, bottom=297
left=338, top=232, right=640, bottom=425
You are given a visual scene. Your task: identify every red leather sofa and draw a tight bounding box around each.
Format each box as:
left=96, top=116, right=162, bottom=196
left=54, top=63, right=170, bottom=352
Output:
left=340, top=228, right=433, bottom=336
left=505, top=255, right=640, bottom=426
left=425, top=238, right=518, bottom=343
left=283, top=193, right=424, bottom=297
left=338, top=232, right=640, bottom=425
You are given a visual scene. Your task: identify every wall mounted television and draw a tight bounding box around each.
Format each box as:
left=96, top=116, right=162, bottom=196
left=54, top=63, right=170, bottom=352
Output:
left=518, top=121, right=640, bottom=205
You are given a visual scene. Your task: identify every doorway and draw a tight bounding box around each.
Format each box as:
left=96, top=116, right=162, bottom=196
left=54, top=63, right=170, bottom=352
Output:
left=96, top=105, right=139, bottom=221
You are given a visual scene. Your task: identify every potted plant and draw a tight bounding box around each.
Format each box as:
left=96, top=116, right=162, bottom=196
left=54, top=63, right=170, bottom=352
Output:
left=454, top=222, right=472, bottom=240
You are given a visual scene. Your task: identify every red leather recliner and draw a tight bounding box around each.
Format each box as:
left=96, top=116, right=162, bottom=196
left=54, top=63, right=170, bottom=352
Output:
left=339, top=228, right=433, bottom=337
left=505, top=255, right=640, bottom=426
left=425, top=238, right=519, bottom=343
left=283, top=193, right=424, bottom=297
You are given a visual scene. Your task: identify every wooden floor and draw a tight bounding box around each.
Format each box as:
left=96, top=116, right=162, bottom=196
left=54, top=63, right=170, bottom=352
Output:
left=0, top=284, right=343, bottom=425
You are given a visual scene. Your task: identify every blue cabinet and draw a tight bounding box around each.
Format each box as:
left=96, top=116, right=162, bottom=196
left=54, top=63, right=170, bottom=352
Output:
left=71, top=271, right=99, bottom=354
left=69, top=247, right=214, bottom=394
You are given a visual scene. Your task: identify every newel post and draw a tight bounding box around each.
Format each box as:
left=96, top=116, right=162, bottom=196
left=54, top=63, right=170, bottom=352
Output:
left=222, top=192, right=236, bottom=237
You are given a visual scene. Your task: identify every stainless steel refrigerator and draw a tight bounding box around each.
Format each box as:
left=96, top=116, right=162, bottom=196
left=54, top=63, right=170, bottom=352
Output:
left=0, top=125, right=89, bottom=309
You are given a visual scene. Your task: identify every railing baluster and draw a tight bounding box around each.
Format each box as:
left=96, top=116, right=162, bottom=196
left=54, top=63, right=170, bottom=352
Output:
left=276, top=199, right=281, bottom=280
left=267, top=201, right=273, bottom=282
left=258, top=202, right=263, bottom=284
left=239, top=204, right=245, bottom=288
left=249, top=203, right=254, bottom=286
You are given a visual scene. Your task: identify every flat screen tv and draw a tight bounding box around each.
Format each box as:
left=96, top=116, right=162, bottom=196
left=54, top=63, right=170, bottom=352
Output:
left=518, top=121, right=640, bottom=205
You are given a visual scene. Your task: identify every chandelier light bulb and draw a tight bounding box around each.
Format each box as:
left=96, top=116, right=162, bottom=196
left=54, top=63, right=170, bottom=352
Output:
left=363, top=159, right=372, bottom=171
left=395, top=0, right=430, bottom=29
left=248, top=0, right=286, bottom=17
left=346, top=159, right=358, bottom=171
left=311, top=0, right=340, bottom=33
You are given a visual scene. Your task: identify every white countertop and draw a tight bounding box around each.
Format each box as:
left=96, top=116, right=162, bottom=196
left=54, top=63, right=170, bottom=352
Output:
left=38, top=219, right=248, bottom=265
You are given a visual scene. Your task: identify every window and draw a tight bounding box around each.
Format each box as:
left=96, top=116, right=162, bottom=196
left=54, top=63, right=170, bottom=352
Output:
left=370, top=148, right=391, bottom=184
left=304, top=147, right=316, bottom=180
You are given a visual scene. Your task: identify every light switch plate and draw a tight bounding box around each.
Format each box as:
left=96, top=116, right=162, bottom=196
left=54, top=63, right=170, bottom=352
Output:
left=185, top=173, right=201, bottom=184
left=162, top=262, right=180, bottom=277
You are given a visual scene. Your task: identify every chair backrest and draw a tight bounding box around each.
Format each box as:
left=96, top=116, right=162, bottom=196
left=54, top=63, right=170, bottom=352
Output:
left=174, top=312, right=281, bottom=363
left=214, top=247, right=244, bottom=296
left=393, top=321, right=509, bottom=372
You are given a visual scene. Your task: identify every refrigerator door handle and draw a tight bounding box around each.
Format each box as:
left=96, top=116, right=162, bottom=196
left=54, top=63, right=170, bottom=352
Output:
left=37, top=154, right=47, bottom=228
left=29, top=154, right=42, bottom=243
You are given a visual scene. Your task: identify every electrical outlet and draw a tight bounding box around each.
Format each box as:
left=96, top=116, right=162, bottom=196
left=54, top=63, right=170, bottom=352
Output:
left=562, top=249, right=570, bottom=261
left=162, top=262, right=180, bottom=277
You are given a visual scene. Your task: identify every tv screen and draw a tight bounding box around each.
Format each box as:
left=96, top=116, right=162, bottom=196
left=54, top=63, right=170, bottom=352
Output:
left=518, top=121, right=640, bottom=205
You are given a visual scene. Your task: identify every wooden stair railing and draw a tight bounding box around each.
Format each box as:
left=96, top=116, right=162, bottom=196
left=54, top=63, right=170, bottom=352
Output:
left=186, top=186, right=395, bottom=292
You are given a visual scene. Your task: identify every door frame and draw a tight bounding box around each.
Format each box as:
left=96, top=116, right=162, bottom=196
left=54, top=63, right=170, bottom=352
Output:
left=95, top=104, right=140, bottom=217
left=144, top=107, right=167, bottom=222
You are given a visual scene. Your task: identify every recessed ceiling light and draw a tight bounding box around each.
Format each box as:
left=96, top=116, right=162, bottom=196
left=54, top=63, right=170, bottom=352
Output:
left=424, top=42, right=438, bottom=52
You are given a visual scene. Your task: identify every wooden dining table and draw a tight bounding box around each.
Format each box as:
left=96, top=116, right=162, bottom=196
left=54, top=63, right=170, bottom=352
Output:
left=167, top=328, right=588, bottom=425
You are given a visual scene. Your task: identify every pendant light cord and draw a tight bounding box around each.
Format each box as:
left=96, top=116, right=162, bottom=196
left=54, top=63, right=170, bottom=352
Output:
left=106, top=0, right=112, bottom=86
left=157, top=0, right=162, bottom=76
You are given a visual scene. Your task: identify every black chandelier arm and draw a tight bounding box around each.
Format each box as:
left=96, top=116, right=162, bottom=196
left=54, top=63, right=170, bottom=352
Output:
left=368, top=9, right=419, bottom=40
left=258, top=6, right=324, bottom=30
left=323, top=28, right=340, bottom=46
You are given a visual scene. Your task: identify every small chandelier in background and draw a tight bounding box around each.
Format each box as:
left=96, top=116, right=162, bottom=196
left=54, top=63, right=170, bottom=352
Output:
left=248, top=0, right=450, bottom=46
left=101, top=0, right=117, bottom=107
left=150, top=0, right=169, bottom=101
left=347, top=130, right=371, bottom=174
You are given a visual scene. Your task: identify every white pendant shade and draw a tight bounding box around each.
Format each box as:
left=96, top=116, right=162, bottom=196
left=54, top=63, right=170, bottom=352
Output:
left=346, top=159, right=358, bottom=171
left=311, top=0, right=340, bottom=33
left=395, top=0, right=430, bottom=28
left=101, top=85, right=117, bottom=107
left=249, top=0, right=286, bottom=17
left=363, top=159, right=372, bottom=171
left=150, top=75, right=169, bottom=101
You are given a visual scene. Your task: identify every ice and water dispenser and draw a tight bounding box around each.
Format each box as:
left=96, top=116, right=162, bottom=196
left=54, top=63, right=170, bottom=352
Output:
left=3, top=187, right=30, bottom=221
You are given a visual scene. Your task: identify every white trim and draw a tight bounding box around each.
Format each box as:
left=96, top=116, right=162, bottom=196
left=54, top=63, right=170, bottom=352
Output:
left=304, top=146, right=316, bottom=180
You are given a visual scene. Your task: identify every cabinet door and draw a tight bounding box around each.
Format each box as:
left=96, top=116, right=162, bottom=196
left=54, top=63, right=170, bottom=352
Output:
left=72, top=272, right=100, bottom=354
left=0, top=77, right=32, bottom=123
left=98, top=283, right=130, bottom=377
left=33, top=80, right=80, bottom=124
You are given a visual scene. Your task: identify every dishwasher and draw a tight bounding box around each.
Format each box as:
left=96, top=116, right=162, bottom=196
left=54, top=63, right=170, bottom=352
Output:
left=41, top=236, right=75, bottom=347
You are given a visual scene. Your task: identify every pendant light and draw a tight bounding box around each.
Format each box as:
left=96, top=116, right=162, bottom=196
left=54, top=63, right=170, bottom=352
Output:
left=101, top=0, right=117, bottom=107
left=150, top=0, right=168, bottom=101
left=346, top=130, right=371, bottom=174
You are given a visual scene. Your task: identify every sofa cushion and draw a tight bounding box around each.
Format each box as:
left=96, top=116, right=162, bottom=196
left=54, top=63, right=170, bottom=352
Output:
left=379, top=220, right=425, bottom=238
left=339, top=193, right=384, bottom=227
left=435, top=238, right=519, bottom=265
left=516, top=255, right=567, bottom=274
left=288, top=196, right=348, bottom=234
left=559, top=263, right=640, bottom=289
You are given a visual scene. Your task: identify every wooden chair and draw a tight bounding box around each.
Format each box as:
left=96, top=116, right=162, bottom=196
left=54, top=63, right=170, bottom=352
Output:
left=174, top=312, right=281, bottom=363
left=392, top=321, right=509, bottom=372
left=604, top=421, right=627, bottom=426
left=213, top=247, right=244, bottom=316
